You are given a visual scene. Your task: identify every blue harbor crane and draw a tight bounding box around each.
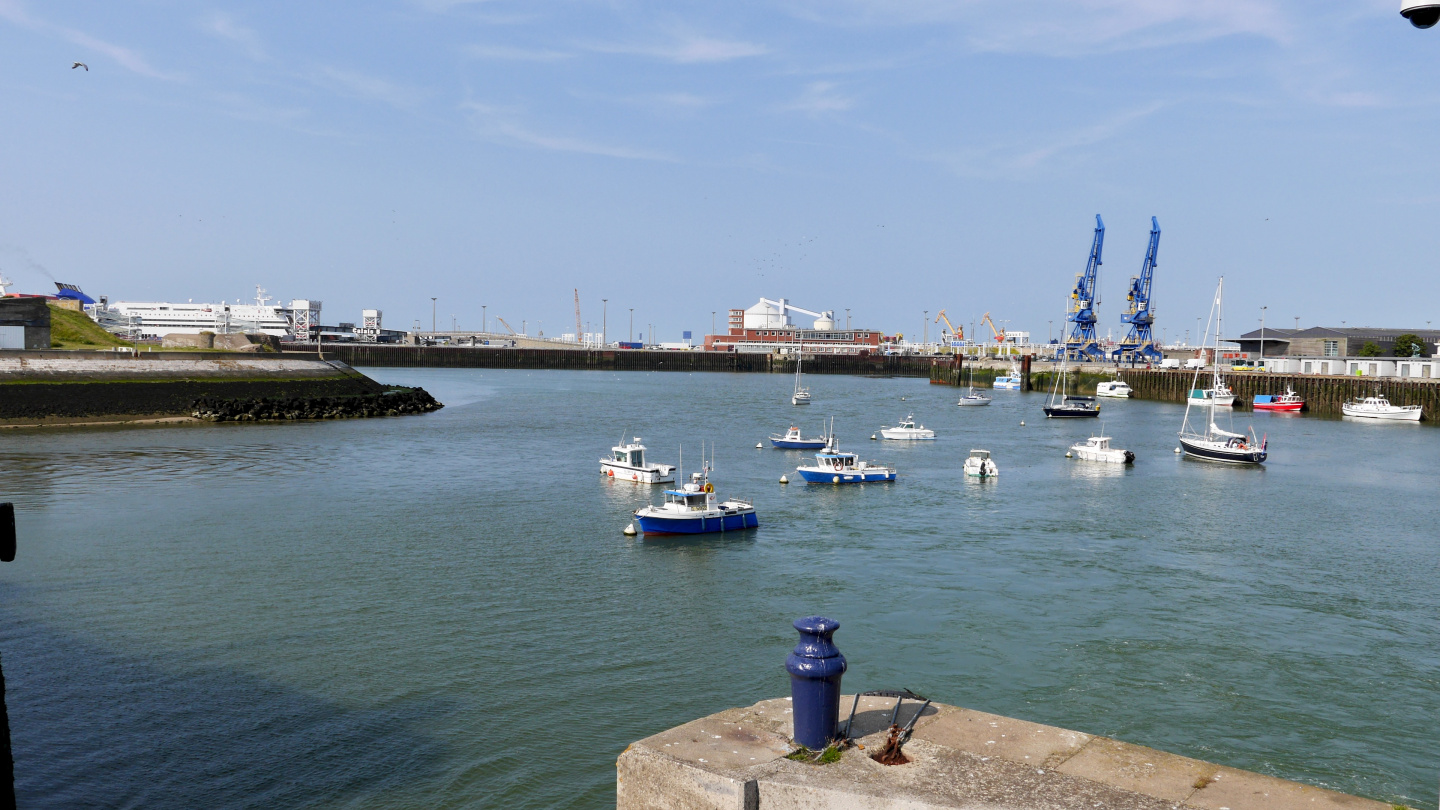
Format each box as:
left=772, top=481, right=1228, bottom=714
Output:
left=1113, top=217, right=1163, bottom=364
left=1064, top=215, right=1107, bottom=362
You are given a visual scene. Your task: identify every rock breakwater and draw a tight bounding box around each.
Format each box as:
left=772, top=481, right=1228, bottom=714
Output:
left=192, top=386, right=442, bottom=422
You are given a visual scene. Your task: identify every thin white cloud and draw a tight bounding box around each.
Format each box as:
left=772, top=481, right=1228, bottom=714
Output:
left=203, top=12, right=265, bottom=61
left=315, top=67, right=430, bottom=110
left=465, top=44, right=573, bottom=62
left=930, top=102, right=1165, bottom=177
left=461, top=101, right=678, bottom=161
left=0, top=0, right=180, bottom=79
left=782, top=81, right=855, bottom=115
left=786, top=0, right=1291, bottom=55
left=588, top=34, right=768, bottom=64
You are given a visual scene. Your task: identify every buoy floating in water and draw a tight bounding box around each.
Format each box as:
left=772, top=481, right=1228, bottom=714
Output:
left=1065, top=451, right=1073, bottom=458
left=623, top=523, right=638, bottom=536
left=779, top=475, right=789, bottom=484
left=1019, top=421, right=1026, bottom=426
left=870, top=433, right=877, bottom=440
left=1174, top=447, right=1183, bottom=454
left=756, top=442, right=764, bottom=448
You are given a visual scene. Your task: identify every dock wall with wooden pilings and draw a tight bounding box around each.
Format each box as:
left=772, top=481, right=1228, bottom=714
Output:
left=306, top=346, right=941, bottom=377
left=1116, top=369, right=1440, bottom=420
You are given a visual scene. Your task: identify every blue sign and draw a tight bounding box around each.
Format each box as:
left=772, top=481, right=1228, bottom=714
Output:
left=682, top=331, right=692, bottom=340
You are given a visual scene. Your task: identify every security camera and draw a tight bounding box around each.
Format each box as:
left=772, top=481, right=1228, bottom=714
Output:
left=1402, top=0, right=1440, bottom=28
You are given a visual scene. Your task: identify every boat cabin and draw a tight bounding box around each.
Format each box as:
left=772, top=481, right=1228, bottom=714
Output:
left=814, top=452, right=860, bottom=471
left=612, top=442, right=646, bottom=467
left=1082, top=437, right=1111, bottom=450
left=968, top=449, right=991, bottom=460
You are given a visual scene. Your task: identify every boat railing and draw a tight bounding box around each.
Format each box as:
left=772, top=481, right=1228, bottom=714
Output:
left=730, top=496, right=753, bottom=507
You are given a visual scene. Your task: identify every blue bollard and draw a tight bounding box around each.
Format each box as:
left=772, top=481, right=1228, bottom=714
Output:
left=785, top=616, right=847, bottom=750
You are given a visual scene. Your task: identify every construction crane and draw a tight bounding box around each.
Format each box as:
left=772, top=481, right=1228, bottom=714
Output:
left=496, top=317, right=517, bottom=335
left=934, top=310, right=964, bottom=343
left=1064, top=215, right=1107, bottom=362
left=980, top=312, right=1005, bottom=343
left=573, top=289, right=583, bottom=344
left=1113, top=217, right=1162, bottom=364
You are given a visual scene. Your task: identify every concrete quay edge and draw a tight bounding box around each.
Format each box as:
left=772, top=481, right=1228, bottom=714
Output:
left=617, top=697, right=1397, bottom=810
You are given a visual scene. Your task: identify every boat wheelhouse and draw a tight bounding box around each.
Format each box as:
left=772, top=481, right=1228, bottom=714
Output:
left=600, top=436, right=676, bottom=483
left=963, top=449, right=998, bottom=478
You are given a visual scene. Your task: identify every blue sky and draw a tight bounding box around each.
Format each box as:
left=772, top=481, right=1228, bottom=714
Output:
left=1, top=0, right=1436, bottom=343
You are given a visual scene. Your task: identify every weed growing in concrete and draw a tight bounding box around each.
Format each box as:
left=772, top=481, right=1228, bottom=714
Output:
left=818, top=745, right=842, bottom=764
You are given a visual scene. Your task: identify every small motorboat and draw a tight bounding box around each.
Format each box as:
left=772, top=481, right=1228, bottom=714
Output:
left=601, top=435, right=676, bottom=483
left=1342, top=394, right=1421, bottom=421
left=1070, top=435, right=1135, bottom=464
left=1095, top=381, right=1133, bottom=398
left=633, top=467, right=758, bottom=535
left=1189, top=385, right=1236, bottom=408
left=993, top=361, right=1022, bottom=390
left=1044, top=395, right=1100, bottom=419
left=963, top=449, right=998, bottom=478
left=880, top=414, right=936, bottom=440
left=796, top=434, right=897, bottom=483
left=1253, top=387, right=1304, bottom=412
left=769, top=425, right=828, bottom=450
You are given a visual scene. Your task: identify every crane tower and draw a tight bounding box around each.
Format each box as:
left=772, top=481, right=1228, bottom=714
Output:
left=1064, top=215, right=1107, bottom=362
left=1113, top=217, right=1162, bottom=364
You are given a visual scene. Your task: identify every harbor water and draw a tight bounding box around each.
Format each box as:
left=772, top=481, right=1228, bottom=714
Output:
left=1, top=368, right=1436, bottom=808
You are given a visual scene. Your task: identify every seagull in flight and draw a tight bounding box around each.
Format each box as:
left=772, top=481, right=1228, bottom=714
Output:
left=72, top=62, right=88, bottom=71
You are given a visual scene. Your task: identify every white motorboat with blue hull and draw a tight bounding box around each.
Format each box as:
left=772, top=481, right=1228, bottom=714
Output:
left=633, top=471, right=757, bottom=535
left=770, top=425, right=829, bottom=450
left=796, top=435, right=897, bottom=484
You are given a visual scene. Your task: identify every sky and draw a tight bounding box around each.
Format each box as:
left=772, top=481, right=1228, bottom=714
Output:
left=1, top=0, right=1438, bottom=344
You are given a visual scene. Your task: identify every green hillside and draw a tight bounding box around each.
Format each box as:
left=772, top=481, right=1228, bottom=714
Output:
left=47, top=303, right=133, bottom=349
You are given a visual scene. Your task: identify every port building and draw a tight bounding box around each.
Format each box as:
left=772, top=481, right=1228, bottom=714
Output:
left=704, top=298, right=884, bottom=354
left=1233, top=326, right=1440, bottom=358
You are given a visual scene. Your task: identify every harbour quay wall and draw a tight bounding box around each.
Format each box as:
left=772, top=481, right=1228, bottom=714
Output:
left=306, top=345, right=940, bottom=377
left=0, top=352, right=389, bottom=424
left=1117, top=368, right=1440, bottom=419
left=618, top=695, right=1396, bottom=810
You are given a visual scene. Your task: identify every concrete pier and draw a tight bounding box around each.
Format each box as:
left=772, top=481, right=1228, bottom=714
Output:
left=617, top=696, right=1397, bottom=810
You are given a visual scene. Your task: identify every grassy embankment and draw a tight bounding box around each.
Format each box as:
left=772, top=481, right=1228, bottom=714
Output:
left=48, top=304, right=133, bottom=350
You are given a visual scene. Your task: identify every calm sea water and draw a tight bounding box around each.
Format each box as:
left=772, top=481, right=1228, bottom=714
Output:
left=1, top=368, right=1436, bottom=809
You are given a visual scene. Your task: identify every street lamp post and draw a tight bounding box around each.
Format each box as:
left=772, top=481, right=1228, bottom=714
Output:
left=1260, top=306, right=1266, bottom=368
left=923, top=311, right=928, bottom=348
left=482, top=305, right=487, bottom=333
left=711, top=311, right=716, bottom=337
left=431, top=298, right=437, bottom=334
left=603, top=299, right=608, bottom=346
left=846, top=308, right=851, bottom=329
left=629, top=309, right=633, bottom=343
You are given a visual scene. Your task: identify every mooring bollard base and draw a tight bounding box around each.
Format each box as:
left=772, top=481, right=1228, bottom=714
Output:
left=617, top=696, right=1396, bottom=810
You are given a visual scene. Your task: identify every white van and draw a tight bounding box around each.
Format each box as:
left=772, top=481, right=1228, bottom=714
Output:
left=1159, top=359, right=1180, bottom=369
left=1183, top=358, right=1206, bottom=369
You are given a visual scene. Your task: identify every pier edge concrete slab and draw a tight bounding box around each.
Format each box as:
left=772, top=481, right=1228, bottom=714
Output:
left=617, top=697, right=1397, bottom=810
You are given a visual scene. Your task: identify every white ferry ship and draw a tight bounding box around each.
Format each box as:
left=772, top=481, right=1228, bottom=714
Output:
left=101, top=287, right=316, bottom=339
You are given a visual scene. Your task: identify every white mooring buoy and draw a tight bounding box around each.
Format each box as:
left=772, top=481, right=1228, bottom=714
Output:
left=870, top=433, right=877, bottom=440
left=1019, top=421, right=1026, bottom=426
left=623, top=523, right=638, bottom=536
left=1174, top=447, right=1183, bottom=454
left=832, top=475, right=840, bottom=483
left=756, top=442, right=764, bottom=448
left=1065, top=451, right=1073, bottom=458
left=779, top=474, right=789, bottom=484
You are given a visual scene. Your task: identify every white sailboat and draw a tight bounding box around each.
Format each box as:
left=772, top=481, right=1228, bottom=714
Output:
left=957, top=363, right=991, bottom=406
left=1178, top=278, right=1267, bottom=464
left=791, top=343, right=812, bottom=405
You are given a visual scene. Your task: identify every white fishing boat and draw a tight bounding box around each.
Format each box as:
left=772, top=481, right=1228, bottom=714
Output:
left=796, top=426, right=897, bottom=483
left=1095, top=381, right=1133, bottom=398
left=1342, top=394, right=1422, bottom=421
left=791, top=344, right=812, bottom=405
left=600, top=435, right=676, bottom=483
left=957, top=364, right=992, bottom=406
left=1178, top=278, right=1267, bottom=464
left=963, top=449, right=998, bottom=478
left=1189, top=385, right=1236, bottom=408
left=880, top=414, right=936, bottom=440
left=1070, top=435, right=1135, bottom=464
left=993, top=360, right=1022, bottom=390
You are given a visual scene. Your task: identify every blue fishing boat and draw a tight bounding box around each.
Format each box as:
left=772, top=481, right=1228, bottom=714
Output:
left=632, top=447, right=758, bottom=535
left=769, top=425, right=828, bottom=450
left=795, top=433, right=897, bottom=484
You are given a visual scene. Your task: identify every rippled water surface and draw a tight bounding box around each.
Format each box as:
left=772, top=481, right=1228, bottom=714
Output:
left=1, top=368, right=1436, bottom=808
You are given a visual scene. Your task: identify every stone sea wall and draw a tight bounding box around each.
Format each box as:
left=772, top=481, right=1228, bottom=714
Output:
left=192, top=387, right=442, bottom=421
